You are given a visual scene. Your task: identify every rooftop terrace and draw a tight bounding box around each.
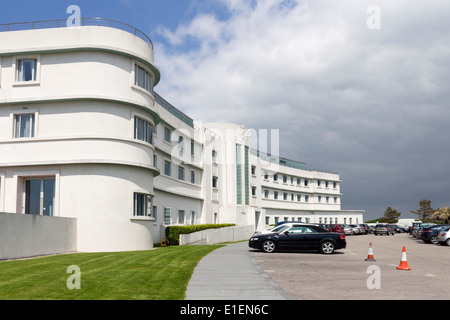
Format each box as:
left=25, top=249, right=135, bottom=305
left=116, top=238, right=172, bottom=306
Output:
left=0, top=18, right=153, bottom=48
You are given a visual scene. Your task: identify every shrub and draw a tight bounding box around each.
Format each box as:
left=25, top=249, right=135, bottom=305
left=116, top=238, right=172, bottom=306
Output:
left=165, top=223, right=235, bottom=245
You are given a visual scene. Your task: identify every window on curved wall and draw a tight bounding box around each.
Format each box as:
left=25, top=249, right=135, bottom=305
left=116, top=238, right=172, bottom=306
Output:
left=134, top=116, right=153, bottom=144
left=135, top=64, right=154, bottom=95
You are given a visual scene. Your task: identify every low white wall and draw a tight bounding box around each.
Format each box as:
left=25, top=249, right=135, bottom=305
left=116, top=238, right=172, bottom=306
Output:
left=0, top=212, right=77, bottom=260
left=179, top=225, right=255, bottom=245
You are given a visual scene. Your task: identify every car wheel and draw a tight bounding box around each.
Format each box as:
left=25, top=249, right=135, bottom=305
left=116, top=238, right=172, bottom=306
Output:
left=320, top=241, right=335, bottom=254
left=430, top=236, right=438, bottom=244
left=262, top=240, right=276, bottom=253
left=446, top=239, right=450, bottom=246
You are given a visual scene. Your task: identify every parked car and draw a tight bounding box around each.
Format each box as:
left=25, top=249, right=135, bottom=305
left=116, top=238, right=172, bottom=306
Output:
left=327, top=224, right=344, bottom=233
left=420, top=224, right=450, bottom=244
left=318, top=224, right=331, bottom=232
left=349, top=224, right=363, bottom=234
left=414, top=223, right=436, bottom=238
left=339, top=224, right=355, bottom=235
left=359, top=224, right=370, bottom=234
left=392, top=225, right=407, bottom=233
left=275, top=220, right=300, bottom=227
left=409, top=222, right=422, bottom=235
left=437, top=226, right=450, bottom=246
left=248, top=223, right=346, bottom=254
left=374, top=224, right=394, bottom=235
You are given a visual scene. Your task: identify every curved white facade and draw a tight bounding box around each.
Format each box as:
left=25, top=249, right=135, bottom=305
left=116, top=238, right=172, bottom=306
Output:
left=0, top=22, right=364, bottom=255
left=0, top=25, right=160, bottom=252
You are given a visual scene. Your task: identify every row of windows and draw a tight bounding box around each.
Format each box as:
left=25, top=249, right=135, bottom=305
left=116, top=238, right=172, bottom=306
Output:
left=266, top=216, right=358, bottom=225
left=261, top=188, right=339, bottom=203
left=255, top=168, right=339, bottom=189
left=1, top=56, right=155, bottom=96
left=152, top=207, right=199, bottom=225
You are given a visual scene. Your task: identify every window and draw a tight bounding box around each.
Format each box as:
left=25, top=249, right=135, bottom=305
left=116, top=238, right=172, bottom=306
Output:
left=164, top=207, right=171, bottom=225
left=134, top=64, right=154, bottom=94
left=274, top=191, right=278, bottom=200
left=16, top=58, right=37, bottom=82
left=333, top=182, right=337, bottom=188
left=297, top=178, right=301, bottom=185
left=297, top=194, right=301, bottom=202
left=178, top=136, right=184, bottom=150
left=305, top=195, right=309, bottom=202
left=304, top=179, right=309, bottom=187
left=190, top=170, right=196, bottom=184
left=212, top=176, right=218, bottom=188
left=273, top=174, right=278, bottom=182
left=317, top=180, right=321, bottom=187
left=282, top=175, right=287, bottom=183
left=164, top=160, right=171, bottom=176
left=264, top=190, right=269, bottom=198
left=24, top=178, right=55, bottom=216
left=134, top=116, right=153, bottom=144
left=334, top=197, right=338, bottom=204
left=178, top=166, right=185, bottom=181
left=252, top=186, right=256, bottom=196
left=251, top=166, right=256, bottom=175
left=14, top=113, right=35, bottom=138
left=153, top=206, right=158, bottom=222
left=133, top=192, right=152, bottom=217
left=191, top=211, right=196, bottom=225
left=318, top=196, right=322, bottom=203
left=283, top=193, right=288, bottom=200
left=178, top=210, right=185, bottom=225
left=164, top=127, right=171, bottom=142
left=191, top=140, right=195, bottom=156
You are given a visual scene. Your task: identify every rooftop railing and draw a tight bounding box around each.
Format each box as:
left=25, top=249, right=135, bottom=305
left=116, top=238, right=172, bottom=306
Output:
left=0, top=17, right=153, bottom=48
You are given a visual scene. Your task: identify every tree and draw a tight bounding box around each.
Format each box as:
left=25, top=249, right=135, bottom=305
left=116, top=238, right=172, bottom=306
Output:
left=431, top=207, right=450, bottom=224
left=383, top=206, right=401, bottom=223
left=410, top=199, right=434, bottom=221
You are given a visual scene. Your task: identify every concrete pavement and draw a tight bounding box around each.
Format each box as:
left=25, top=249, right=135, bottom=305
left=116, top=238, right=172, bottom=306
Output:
left=185, top=241, right=294, bottom=300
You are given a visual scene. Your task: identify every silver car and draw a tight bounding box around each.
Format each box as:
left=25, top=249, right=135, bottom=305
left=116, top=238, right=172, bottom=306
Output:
left=437, top=226, right=450, bottom=246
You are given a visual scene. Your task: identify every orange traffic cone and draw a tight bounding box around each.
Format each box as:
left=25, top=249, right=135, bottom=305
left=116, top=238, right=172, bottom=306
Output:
left=396, top=246, right=411, bottom=270
left=365, top=242, right=376, bottom=261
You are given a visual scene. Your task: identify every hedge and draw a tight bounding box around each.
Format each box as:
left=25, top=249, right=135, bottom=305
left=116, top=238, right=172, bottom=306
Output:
left=165, top=223, right=235, bottom=245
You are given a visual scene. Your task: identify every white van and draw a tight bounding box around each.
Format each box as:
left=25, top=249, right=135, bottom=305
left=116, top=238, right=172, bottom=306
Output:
left=396, top=219, right=422, bottom=229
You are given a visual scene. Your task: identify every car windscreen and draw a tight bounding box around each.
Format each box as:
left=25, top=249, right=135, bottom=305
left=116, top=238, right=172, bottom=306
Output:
left=274, top=225, right=290, bottom=234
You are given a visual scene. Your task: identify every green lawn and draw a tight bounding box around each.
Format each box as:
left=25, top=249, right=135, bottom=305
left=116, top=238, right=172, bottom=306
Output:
left=0, top=245, right=222, bottom=300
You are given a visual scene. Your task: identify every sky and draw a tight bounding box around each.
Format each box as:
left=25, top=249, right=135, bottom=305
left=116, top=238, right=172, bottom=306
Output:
left=1, top=0, right=449, bottom=221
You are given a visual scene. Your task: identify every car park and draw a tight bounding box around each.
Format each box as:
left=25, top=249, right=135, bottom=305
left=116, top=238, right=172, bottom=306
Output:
left=420, top=224, right=450, bottom=244
left=374, top=224, right=394, bottom=235
left=437, top=226, right=450, bottom=246
left=248, top=223, right=346, bottom=254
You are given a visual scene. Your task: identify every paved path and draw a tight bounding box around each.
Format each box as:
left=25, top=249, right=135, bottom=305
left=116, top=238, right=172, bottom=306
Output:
left=185, top=241, right=294, bottom=300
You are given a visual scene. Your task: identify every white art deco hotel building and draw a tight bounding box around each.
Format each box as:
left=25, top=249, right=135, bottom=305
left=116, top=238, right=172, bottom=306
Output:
left=0, top=19, right=364, bottom=258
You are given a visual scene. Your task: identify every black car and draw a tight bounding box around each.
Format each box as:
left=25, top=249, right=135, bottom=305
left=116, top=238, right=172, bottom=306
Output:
left=421, top=224, right=450, bottom=244
left=248, top=224, right=346, bottom=254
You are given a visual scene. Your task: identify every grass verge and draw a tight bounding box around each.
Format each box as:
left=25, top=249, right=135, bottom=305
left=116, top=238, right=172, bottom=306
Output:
left=0, top=245, right=222, bottom=300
